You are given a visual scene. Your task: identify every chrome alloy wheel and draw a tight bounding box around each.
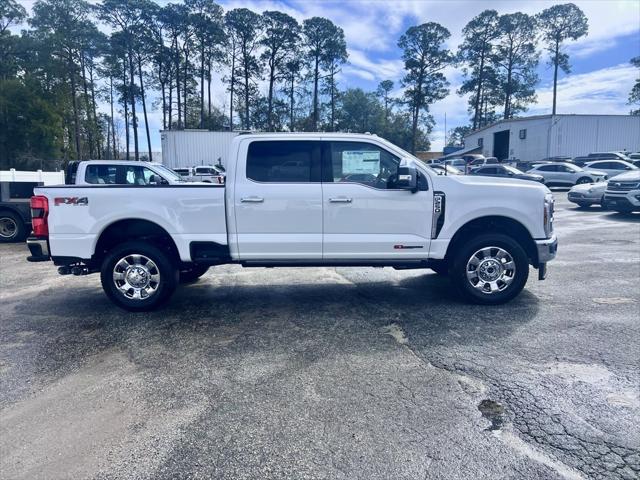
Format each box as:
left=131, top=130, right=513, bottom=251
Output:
left=465, top=246, right=516, bottom=294
left=0, top=217, right=17, bottom=239
left=112, top=254, right=160, bottom=300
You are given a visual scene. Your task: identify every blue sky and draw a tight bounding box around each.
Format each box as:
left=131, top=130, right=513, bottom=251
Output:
left=14, top=0, right=640, bottom=152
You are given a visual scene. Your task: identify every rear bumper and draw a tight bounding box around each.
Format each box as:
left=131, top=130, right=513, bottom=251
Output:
left=26, top=236, right=50, bottom=262
left=535, top=234, right=557, bottom=264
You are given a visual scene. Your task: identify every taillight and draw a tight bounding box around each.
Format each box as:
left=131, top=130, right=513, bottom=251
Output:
left=30, top=195, right=49, bottom=237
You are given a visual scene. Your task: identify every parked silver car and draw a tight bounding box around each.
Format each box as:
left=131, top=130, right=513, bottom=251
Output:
left=567, top=182, right=607, bottom=208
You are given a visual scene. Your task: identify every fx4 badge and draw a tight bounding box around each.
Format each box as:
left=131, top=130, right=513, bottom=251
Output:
left=54, top=197, right=88, bottom=206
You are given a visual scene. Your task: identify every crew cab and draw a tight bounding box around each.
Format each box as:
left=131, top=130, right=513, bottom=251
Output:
left=26, top=133, right=557, bottom=311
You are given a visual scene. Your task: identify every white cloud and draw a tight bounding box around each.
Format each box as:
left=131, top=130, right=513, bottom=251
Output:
left=530, top=63, right=637, bottom=115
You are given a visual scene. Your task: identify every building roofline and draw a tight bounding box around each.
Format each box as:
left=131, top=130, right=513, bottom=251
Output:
left=465, top=114, right=638, bottom=137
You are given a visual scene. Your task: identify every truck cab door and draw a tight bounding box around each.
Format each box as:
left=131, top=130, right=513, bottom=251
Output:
left=231, top=140, right=323, bottom=260
left=321, top=141, right=432, bottom=260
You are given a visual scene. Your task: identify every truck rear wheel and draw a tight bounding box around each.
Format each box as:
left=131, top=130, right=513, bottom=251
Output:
left=451, top=234, right=529, bottom=305
left=100, top=241, right=178, bottom=311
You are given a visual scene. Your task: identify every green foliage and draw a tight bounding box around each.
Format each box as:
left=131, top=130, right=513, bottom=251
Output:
left=398, top=22, right=452, bottom=153
left=0, top=79, right=62, bottom=169
left=494, top=12, right=539, bottom=119
left=537, top=3, right=588, bottom=113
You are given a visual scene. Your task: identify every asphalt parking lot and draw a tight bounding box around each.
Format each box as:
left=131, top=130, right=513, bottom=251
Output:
left=0, top=192, right=639, bottom=480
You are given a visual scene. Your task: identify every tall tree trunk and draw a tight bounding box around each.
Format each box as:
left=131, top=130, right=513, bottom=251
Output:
left=200, top=43, right=205, bottom=128
left=289, top=75, right=295, bottom=131
left=312, top=56, right=319, bottom=130
left=89, top=67, right=101, bottom=159
left=330, top=72, right=335, bottom=131
left=244, top=58, right=249, bottom=130
left=175, top=41, right=181, bottom=129
left=68, top=56, right=81, bottom=160
left=207, top=55, right=212, bottom=120
left=267, top=59, right=275, bottom=131
left=168, top=72, right=173, bottom=129
left=128, top=49, right=139, bottom=160
left=229, top=50, right=235, bottom=130
left=504, top=62, right=513, bottom=119
left=552, top=39, right=559, bottom=115
left=183, top=46, right=189, bottom=127
left=109, top=75, right=117, bottom=159
left=80, top=53, right=95, bottom=159
left=137, top=55, right=152, bottom=162
left=159, top=62, right=166, bottom=130
left=472, top=53, right=485, bottom=130
left=122, top=62, right=130, bottom=160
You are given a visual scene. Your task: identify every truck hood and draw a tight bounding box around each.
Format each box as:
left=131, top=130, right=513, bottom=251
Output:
left=606, top=170, right=640, bottom=182
left=438, top=173, right=549, bottom=192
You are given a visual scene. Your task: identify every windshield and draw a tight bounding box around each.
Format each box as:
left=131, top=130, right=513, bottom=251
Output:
left=156, top=165, right=185, bottom=182
left=504, top=166, right=524, bottom=174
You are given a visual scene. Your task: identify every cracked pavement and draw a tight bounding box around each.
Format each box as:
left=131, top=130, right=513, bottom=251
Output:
left=1, top=193, right=639, bottom=479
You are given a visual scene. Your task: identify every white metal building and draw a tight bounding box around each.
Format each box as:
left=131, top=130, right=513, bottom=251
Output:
left=160, top=130, right=241, bottom=169
left=463, top=114, right=640, bottom=162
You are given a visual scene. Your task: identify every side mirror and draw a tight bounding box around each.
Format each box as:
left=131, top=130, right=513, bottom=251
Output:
left=396, top=166, right=417, bottom=192
left=149, top=175, right=168, bottom=185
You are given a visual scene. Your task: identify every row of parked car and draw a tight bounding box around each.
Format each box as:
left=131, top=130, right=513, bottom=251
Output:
left=425, top=151, right=639, bottom=214
left=426, top=151, right=639, bottom=187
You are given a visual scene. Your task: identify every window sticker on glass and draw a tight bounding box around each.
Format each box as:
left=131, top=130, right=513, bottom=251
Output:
left=342, top=150, right=381, bottom=175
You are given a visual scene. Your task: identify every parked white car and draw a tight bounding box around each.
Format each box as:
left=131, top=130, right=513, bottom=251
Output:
left=583, top=160, right=637, bottom=179
left=27, top=133, right=556, bottom=310
left=193, top=165, right=225, bottom=184
left=527, top=162, right=607, bottom=186
left=567, top=182, right=607, bottom=208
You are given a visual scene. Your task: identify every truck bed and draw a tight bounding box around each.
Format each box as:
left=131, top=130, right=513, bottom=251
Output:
left=34, top=184, right=227, bottom=262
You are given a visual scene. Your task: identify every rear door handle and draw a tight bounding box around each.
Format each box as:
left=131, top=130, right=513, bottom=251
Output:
left=241, top=196, right=264, bottom=203
left=329, top=197, right=352, bottom=203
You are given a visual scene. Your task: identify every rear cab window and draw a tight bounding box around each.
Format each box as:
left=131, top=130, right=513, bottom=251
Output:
left=246, top=141, right=320, bottom=183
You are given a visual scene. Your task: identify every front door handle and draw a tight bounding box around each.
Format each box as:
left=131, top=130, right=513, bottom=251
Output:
left=329, top=197, right=352, bottom=203
left=241, top=196, right=264, bottom=203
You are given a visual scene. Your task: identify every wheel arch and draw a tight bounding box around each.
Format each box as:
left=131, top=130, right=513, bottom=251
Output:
left=92, top=218, right=180, bottom=265
left=444, top=215, right=539, bottom=266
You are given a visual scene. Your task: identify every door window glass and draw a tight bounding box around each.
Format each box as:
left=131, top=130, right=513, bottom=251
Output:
left=247, top=141, right=314, bottom=182
left=85, top=165, right=117, bottom=184
left=328, top=142, right=400, bottom=189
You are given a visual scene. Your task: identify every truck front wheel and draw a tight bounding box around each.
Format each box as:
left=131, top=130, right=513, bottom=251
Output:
left=451, top=234, right=529, bottom=305
left=100, top=241, right=179, bottom=311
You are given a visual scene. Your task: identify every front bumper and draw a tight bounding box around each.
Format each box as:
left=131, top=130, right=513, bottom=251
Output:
left=535, top=234, right=557, bottom=280
left=26, top=236, right=50, bottom=262
left=535, top=234, right=558, bottom=263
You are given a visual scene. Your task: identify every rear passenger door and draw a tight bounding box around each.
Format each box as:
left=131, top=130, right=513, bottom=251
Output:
left=233, top=140, right=323, bottom=260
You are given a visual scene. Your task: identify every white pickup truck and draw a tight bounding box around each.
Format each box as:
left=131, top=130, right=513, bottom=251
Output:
left=27, top=133, right=557, bottom=311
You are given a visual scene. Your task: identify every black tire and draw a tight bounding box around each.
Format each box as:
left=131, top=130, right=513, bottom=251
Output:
left=614, top=208, right=633, bottom=214
left=450, top=233, right=529, bottom=305
left=430, top=260, right=449, bottom=276
left=100, top=241, right=179, bottom=312
left=576, top=202, right=591, bottom=208
left=0, top=211, right=27, bottom=243
left=576, top=177, right=592, bottom=185
left=179, top=265, right=209, bottom=283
